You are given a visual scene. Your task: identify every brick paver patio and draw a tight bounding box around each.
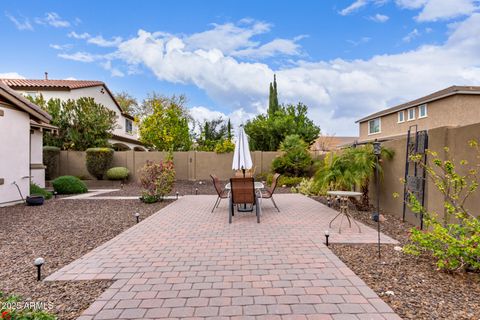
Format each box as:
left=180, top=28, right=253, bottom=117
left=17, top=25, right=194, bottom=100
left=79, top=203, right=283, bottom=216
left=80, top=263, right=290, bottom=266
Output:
left=47, top=194, right=400, bottom=319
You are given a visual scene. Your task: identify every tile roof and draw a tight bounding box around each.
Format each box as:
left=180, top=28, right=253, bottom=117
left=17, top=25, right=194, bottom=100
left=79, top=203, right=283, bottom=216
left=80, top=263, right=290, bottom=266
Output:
left=356, top=85, right=480, bottom=123
left=0, top=79, right=105, bottom=90
left=0, top=82, right=51, bottom=123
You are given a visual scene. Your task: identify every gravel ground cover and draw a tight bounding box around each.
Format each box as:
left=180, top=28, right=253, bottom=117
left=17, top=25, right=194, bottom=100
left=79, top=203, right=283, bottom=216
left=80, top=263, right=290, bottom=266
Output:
left=95, top=179, right=293, bottom=197
left=0, top=199, right=171, bottom=320
left=313, top=196, right=480, bottom=320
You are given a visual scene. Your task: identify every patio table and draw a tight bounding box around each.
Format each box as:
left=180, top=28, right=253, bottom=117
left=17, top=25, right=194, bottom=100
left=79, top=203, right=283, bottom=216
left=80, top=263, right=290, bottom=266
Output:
left=327, top=191, right=363, bottom=233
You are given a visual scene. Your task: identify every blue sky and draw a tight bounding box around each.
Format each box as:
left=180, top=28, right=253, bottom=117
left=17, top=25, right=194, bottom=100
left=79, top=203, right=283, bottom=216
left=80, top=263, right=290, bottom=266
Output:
left=1, top=0, right=480, bottom=135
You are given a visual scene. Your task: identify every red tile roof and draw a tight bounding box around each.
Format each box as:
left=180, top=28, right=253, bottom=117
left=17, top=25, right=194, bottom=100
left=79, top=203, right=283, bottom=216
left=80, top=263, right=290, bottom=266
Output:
left=0, top=82, right=51, bottom=123
left=0, top=79, right=105, bottom=90
left=356, top=85, right=480, bottom=123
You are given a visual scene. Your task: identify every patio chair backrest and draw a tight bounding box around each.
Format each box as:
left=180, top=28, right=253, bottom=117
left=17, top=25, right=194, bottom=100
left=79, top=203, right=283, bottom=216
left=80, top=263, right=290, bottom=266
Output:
left=269, top=173, right=281, bottom=194
left=210, top=174, right=224, bottom=196
left=230, top=177, right=255, bottom=205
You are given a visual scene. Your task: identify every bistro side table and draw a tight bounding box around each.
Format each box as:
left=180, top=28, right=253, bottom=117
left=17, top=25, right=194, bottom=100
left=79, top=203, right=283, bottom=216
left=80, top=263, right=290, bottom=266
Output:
left=326, top=191, right=363, bottom=233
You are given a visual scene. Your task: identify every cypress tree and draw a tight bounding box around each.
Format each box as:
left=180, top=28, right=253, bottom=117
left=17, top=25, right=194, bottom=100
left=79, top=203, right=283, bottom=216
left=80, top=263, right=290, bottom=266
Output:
left=227, top=118, right=232, bottom=141
left=268, top=74, right=279, bottom=116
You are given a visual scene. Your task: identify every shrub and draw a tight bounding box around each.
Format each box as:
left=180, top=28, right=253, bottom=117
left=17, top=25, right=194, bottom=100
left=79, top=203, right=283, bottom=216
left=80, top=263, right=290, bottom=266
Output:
left=291, top=177, right=321, bottom=196
left=271, top=135, right=312, bottom=177
left=52, top=175, right=88, bottom=194
left=43, top=146, right=60, bottom=180
left=106, top=167, right=130, bottom=181
left=86, top=148, right=114, bottom=179
left=30, top=183, right=52, bottom=200
left=401, top=142, right=480, bottom=272
left=214, top=139, right=235, bottom=153
left=266, top=174, right=303, bottom=187
left=0, top=291, right=55, bottom=320
left=139, top=159, right=175, bottom=202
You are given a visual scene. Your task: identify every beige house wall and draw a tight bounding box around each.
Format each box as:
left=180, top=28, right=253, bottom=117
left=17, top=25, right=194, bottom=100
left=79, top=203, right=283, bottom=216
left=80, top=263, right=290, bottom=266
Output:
left=359, top=94, right=480, bottom=142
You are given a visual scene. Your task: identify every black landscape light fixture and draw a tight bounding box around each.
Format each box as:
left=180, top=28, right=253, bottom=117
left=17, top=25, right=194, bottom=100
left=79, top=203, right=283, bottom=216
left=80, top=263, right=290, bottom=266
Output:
left=53, top=191, right=58, bottom=199
left=134, top=212, right=140, bottom=224
left=195, top=188, right=198, bottom=195
left=34, top=257, right=45, bottom=281
left=324, top=230, right=330, bottom=246
left=176, top=191, right=179, bottom=199
left=373, top=140, right=382, bottom=259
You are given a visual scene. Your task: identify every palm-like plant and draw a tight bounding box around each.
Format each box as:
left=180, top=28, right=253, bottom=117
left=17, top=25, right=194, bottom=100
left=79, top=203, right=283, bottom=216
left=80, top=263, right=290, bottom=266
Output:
left=314, top=144, right=394, bottom=209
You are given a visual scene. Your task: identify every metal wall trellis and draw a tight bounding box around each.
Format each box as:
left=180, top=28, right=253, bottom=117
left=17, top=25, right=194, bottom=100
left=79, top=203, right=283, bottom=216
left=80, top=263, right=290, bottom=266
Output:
left=402, top=125, right=428, bottom=229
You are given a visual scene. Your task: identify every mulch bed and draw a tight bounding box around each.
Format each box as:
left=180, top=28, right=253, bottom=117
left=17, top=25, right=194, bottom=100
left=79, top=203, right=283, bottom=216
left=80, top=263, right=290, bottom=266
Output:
left=0, top=199, right=171, bottom=320
left=95, top=179, right=293, bottom=197
left=312, top=196, right=480, bottom=320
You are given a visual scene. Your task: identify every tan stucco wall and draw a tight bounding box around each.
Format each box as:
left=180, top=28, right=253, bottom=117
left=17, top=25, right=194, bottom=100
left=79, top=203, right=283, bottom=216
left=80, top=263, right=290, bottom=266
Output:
left=55, top=151, right=283, bottom=182
left=0, top=105, right=30, bottom=205
left=369, top=123, right=480, bottom=226
left=30, top=129, right=45, bottom=187
left=359, top=94, right=480, bottom=142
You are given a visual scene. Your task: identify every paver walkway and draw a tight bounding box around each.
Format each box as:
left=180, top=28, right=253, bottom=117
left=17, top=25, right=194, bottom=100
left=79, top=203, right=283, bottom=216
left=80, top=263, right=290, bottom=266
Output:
left=47, top=194, right=400, bottom=320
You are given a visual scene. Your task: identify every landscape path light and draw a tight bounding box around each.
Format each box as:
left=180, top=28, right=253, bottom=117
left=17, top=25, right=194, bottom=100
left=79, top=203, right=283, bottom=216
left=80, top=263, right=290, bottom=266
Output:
left=34, top=257, right=45, bottom=281
left=134, top=212, right=140, bottom=224
left=324, top=230, right=330, bottom=246
left=373, top=140, right=382, bottom=259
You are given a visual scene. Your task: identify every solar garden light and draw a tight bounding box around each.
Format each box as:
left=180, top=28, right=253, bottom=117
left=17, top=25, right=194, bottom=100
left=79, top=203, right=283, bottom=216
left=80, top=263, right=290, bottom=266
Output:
left=324, top=230, right=330, bottom=246
left=134, top=212, right=140, bottom=224
left=53, top=191, right=58, bottom=199
left=373, top=140, right=382, bottom=259
left=195, top=188, right=198, bottom=195
left=34, top=257, right=45, bottom=281
left=176, top=191, right=179, bottom=199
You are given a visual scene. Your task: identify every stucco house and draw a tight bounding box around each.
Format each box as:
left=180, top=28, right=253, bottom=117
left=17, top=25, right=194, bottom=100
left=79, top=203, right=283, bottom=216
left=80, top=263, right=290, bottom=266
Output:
left=0, top=77, right=146, bottom=151
left=310, top=135, right=358, bottom=152
left=0, top=82, right=57, bottom=206
left=356, top=86, right=480, bottom=142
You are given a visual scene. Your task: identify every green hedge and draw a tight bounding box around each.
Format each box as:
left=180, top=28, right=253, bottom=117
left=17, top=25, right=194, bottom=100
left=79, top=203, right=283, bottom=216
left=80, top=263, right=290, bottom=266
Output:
left=86, top=148, right=114, bottom=180
left=52, top=176, right=88, bottom=194
left=43, top=146, right=60, bottom=180
left=106, top=167, right=130, bottom=180
left=30, top=183, right=52, bottom=200
left=266, top=174, right=303, bottom=187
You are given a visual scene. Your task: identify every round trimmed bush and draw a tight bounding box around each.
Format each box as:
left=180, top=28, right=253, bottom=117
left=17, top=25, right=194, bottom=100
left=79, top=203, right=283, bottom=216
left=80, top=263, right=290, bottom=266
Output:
left=86, top=147, right=114, bottom=180
left=43, top=146, right=60, bottom=180
left=106, top=167, right=130, bottom=181
left=52, top=175, right=88, bottom=194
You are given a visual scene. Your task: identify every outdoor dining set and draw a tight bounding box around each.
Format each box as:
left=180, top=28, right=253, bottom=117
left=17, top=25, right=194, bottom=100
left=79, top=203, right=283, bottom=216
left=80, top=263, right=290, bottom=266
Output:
left=210, top=125, right=280, bottom=223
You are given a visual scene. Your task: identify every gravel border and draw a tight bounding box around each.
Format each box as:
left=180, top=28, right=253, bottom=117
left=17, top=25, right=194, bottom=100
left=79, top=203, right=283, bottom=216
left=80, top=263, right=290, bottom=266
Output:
left=0, top=198, right=171, bottom=320
left=312, top=196, right=480, bottom=319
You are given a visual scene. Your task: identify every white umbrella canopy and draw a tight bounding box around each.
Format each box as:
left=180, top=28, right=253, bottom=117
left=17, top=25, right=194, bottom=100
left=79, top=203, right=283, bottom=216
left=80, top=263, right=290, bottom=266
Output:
left=232, top=125, right=253, bottom=174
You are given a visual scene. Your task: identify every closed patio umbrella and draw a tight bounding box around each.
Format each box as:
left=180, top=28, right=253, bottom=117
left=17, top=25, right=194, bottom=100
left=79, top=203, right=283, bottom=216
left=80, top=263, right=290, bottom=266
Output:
left=232, top=125, right=252, bottom=177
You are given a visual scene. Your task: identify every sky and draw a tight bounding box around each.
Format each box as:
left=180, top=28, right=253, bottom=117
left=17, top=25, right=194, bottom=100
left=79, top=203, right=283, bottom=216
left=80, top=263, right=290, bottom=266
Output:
left=1, top=0, right=480, bottom=136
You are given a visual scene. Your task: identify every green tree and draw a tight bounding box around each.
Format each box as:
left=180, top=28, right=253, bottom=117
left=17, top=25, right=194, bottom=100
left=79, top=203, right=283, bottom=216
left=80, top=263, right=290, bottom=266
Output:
left=268, top=74, right=279, bottom=116
left=139, top=93, right=192, bottom=151
left=245, top=102, right=320, bottom=151
left=114, top=91, right=138, bottom=115
left=197, top=118, right=228, bottom=151
left=29, top=95, right=117, bottom=150
left=272, top=135, right=313, bottom=177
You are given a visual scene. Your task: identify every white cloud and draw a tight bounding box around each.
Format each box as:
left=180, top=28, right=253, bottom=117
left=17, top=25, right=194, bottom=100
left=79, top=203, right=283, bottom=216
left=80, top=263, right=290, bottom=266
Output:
left=396, top=0, right=479, bottom=21
left=49, top=43, right=72, bottom=50
left=5, top=13, right=33, bottom=31
left=100, top=60, right=124, bottom=77
left=340, top=0, right=369, bottom=15
left=68, top=31, right=90, bottom=39
left=233, top=38, right=301, bottom=58
left=0, top=72, right=25, bottom=79
left=189, top=106, right=255, bottom=133
left=87, top=35, right=123, bottom=47
left=402, top=28, right=420, bottom=42
left=35, top=12, right=70, bottom=28
left=347, top=37, right=371, bottom=46
left=368, top=13, right=390, bottom=22
left=58, top=51, right=97, bottom=62
left=57, top=15, right=480, bottom=135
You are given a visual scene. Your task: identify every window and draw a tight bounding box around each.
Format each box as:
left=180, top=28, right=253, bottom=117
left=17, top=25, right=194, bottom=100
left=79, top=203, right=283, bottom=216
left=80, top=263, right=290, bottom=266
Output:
left=125, top=119, right=133, bottom=134
left=368, top=118, right=381, bottom=135
left=419, top=104, right=428, bottom=118
left=398, top=111, right=405, bottom=123
left=407, top=108, right=416, bottom=121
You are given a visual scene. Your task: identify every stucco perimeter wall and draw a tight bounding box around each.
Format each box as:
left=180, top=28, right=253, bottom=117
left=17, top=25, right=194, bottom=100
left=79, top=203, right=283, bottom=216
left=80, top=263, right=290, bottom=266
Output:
left=370, top=123, right=480, bottom=226
left=57, top=151, right=286, bottom=181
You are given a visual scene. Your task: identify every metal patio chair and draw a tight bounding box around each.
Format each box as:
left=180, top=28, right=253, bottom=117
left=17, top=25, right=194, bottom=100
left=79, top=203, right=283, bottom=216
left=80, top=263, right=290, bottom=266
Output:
left=210, top=174, right=229, bottom=213
left=229, top=177, right=260, bottom=223
left=261, top=173, right=281, bottom=212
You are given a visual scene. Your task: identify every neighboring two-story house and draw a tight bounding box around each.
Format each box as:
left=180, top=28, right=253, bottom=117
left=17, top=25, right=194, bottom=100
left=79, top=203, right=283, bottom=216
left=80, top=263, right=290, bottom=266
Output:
left=0, top=77, right=146, bottom=151
left=356, top=86, right=480, bottom=142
